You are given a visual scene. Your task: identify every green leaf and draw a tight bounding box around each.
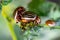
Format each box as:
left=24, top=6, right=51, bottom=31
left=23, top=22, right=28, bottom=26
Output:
left=28, top=0, right=45, bottom=16
left=28, top=1, right=57, bottom=16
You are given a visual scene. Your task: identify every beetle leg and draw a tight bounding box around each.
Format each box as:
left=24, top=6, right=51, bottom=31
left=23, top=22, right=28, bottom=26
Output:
left=36, top=17, right=41, bottom=24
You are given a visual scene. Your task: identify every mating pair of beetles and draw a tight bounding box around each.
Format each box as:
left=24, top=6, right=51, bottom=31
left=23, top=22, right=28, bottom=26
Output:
left=13, top=6, right=55, bottom=31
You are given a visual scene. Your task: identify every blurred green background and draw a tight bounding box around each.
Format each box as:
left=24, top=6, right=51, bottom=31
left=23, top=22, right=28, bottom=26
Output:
left=0, top=0, right=60, bottom=40
left=0, top=7, right=12, bottom=40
